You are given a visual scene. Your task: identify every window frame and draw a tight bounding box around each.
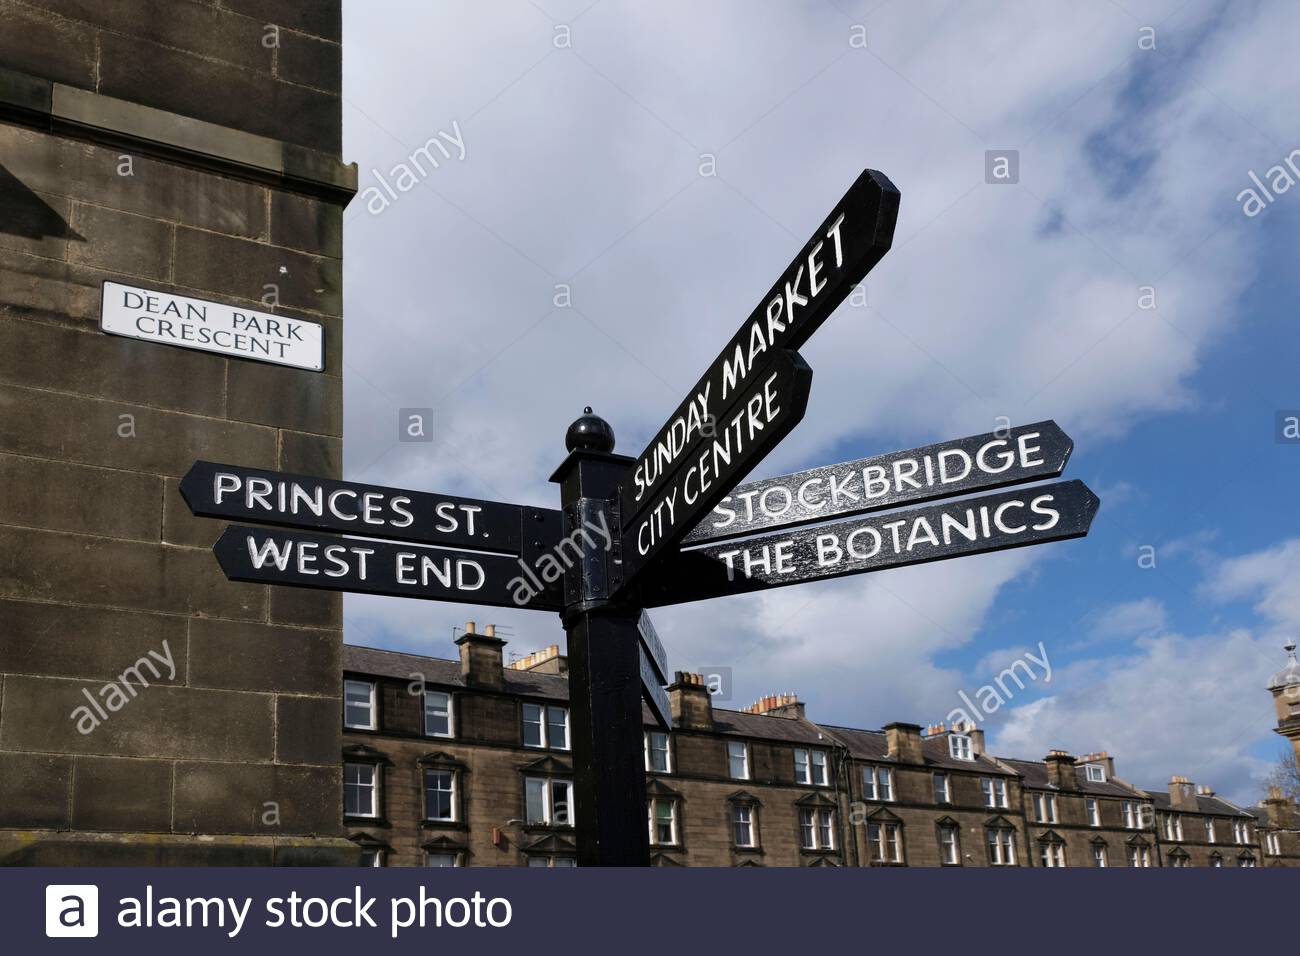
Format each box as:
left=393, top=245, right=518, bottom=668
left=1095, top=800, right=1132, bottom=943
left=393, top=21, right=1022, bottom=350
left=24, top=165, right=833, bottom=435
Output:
left=727, top=741, right=750, bottom=781
left=424, top=852, right=460, bottom=867
left=732, top=803, right=757, bottom=848
left=933, top=772, right=951, bottom=804
left=522, top=702, right=570, bottom=750
left=798, top=807, right=836, bottom=851
left=1033, top=793, right=1058, bottom=824
left=981, top=777, right=1008, bottom=809
left=343, top=761, right=378, bottom=819
left=986, top=826, right=1017, bottom=866
left=524, top=775, right=575, bottom=827
left=937, top=822, right=961, bottom=865
left=868, top=820, right=904, bottom=865
left=422, top=767, right=457, bottom=823
left=1086, top=798, right=1100, bottom=828
left=1085, top=764, right=1106, bottom=783
left=648, top=797, right=679, bottom=847
left=948, top=734, right=973, bottom=761
left=794, top=748, right=829, bottom=786
left=863, top=765, right=894, bottom=802
left=423, top=689, right=454, bottom=739
left=644, top=730, right=672, bottom=774
left=343, top=679, right=376, bottom=730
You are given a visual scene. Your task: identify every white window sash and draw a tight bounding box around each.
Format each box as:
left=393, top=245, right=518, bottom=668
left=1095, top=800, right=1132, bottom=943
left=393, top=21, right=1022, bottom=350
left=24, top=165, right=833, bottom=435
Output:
left=344, top=680, right=375, bottom=730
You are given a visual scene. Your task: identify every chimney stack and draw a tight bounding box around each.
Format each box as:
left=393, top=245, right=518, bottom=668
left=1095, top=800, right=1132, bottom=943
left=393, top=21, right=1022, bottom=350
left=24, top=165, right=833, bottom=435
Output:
left=1262, top=786, right=1299, bottom=828
left=1168, top=775, right=1198, bottom=811
left=507, top=643, right=568, bottom=675
left=456, top=620, right=506, bottom=690
left=884, top=722, right=924, bottom=764
left=1044, top=750, right=1080, bottom=791
left=740, top=692, right=805, bottom=720
left=668, top=672, right=714, bottom=730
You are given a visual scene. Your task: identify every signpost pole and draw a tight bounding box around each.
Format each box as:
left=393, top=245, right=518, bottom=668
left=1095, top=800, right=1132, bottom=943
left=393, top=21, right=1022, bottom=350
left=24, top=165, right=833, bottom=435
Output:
left=550, top=409, right=650, bottom=867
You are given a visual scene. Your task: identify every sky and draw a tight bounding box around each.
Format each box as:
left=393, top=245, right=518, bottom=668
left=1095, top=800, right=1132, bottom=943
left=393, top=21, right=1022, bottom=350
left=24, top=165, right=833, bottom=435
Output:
left=337, top=0, right=1300, bottom=805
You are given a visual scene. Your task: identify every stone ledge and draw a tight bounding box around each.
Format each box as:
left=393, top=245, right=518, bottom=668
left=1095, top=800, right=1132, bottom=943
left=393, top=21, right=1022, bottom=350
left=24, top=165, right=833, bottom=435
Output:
left=0, top=66, right=356, bottom=206
left=0, top=829, right=359, bottom=866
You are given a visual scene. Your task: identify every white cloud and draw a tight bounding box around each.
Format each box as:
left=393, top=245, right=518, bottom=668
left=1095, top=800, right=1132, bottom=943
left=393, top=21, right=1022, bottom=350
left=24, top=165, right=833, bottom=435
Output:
left=993, top=628, right=1277, bottom=803
left=1084, top=597, right=1168, bottom=643
left=339, top=2, right=1300, bottom=799
left=1206, top=538, right=1300, bottom=635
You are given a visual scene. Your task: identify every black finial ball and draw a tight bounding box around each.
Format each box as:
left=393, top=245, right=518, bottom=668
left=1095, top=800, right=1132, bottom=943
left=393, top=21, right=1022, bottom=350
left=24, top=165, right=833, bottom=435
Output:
left=566, top=407, right=615, bottom=452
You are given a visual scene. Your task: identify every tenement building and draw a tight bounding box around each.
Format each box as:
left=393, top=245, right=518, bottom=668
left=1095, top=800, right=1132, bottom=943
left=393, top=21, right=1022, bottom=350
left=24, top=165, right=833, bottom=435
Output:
left=342, top=627, right=1300, bottom=867
left=0, top=1, right=354, bottom=863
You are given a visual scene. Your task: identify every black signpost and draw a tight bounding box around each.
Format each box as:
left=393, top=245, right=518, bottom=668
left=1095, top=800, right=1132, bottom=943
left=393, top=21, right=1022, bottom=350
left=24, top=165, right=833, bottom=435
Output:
left=186, top=169, right=1102, bottom=868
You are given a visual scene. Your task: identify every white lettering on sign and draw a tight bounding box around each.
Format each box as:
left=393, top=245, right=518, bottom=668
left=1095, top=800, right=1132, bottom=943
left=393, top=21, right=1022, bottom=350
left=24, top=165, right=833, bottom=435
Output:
left=633, top=369, right=783, bottom=558
left=100, top=281, right=324, bottom=371
left=708, top=432, right=1047, bottom=530
left=629, top=212, right=847, bottom=510
left=715, top=493, right=1062, bottom=582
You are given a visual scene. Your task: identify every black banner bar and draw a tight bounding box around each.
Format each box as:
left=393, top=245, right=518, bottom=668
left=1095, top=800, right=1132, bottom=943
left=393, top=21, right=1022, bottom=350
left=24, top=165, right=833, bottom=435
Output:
left=183, top=461, right=560, bottom=556
left=682, top=421, right=1073, bottom=545
left=642, top=480, right=1100, bottom=606
left=213, top=525, right=564, bottom=611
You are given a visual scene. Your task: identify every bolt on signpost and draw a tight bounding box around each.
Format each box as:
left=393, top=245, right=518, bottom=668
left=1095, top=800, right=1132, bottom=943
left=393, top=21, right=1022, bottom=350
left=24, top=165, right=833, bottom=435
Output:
left=185, top=169, right=1100, bottom=866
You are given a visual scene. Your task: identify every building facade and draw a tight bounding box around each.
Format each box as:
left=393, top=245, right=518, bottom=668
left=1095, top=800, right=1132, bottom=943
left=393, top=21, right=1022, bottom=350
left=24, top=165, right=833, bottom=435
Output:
left=343, top=628, right=1300, bottom=867
left=0, top=1, right=354, bottom=864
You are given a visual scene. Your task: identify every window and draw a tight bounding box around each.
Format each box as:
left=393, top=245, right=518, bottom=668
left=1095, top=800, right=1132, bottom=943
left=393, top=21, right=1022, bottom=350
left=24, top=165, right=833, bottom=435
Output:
left=981, top=777, right=1008, bottom=809
left=1033, top=793, right=1058, bottom=824
left=1127, top=843, right=1152, bottom=867
left=987, top=827, right=1016, bottom=866
left=359, top=848, right=384, bottom=867
left=863, top=766, right=894, bottom=801
left=644, top=731, right=671, bottom=773
left=344, top=762, right=377, bottom=818
left=948, top=734, right=973, bottom=761
left=794, top=748, right=828, bottom=786
left=1162, top=814, right=1183, bottom=841
left=1086, top=798, right=1100, bottom=828
left=1233, top=820, right=1250, bottom=845
left=1266, top=832, right=1281, bottom=855
left=938, top=824, right=960, bottom=865
left=522, top=703, right=569, bottom=750
left=933, top=773, right=951, bottom=804
left=1092, top=843, right=1108, bottom=868
left=727, top=741, right=750, bottom=780
left=648, top=798, right=678, bottom=846
left=1168, top=852, right=1190, bottom=868
left=425, top=853, right=459, bottom=867
left=868, top=821, right=904, bottom=864
left=1209, top=853, right=1223, bottom=868
left=524, top=777, right=574, bottom=826
left=1122, top=801, right=1138, bottom=829
left=527, top=856, right=576, bottom=867
left=1238, top=854, right=1257, bottom=868
left=423, top=691, right=453, bottom=738
left=344, top=680, right=375, bottom=730
left=733, top=804, right=756, bottom=848
left=1039, top=840, right=1066, bottom=868
left=799, top=808, right=835, bottom=850
left=423, top=769, right=455, bottom=822
left=1205, top=818, right=1216, bottom=843
left=1085, top=764, right=1106, bottom=783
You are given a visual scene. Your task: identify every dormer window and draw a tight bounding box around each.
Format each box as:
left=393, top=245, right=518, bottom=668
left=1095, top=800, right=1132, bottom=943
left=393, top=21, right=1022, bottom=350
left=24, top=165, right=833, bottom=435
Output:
left=1085, top=764, right=1106, bottom=783
left=948, top=734, right=973, bottom=761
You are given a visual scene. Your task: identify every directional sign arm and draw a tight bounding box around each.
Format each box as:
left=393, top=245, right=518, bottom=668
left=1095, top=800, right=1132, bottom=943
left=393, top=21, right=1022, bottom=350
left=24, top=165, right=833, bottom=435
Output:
left=213, top=525, right=564, bottom=611
left=639, top=480, right=1100, bottom=607
left=619, top=350, right=813, bottom=583
left=182, top=461, right=561, bottom=556
left=682, top=421, right=1074, bottom=545
left=619, top=170, right=899, bottom=537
